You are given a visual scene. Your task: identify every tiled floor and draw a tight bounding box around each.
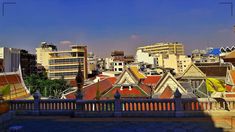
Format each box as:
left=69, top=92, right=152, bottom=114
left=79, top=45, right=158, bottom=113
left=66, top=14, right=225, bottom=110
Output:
left=9, top=116, right=232, bottom=132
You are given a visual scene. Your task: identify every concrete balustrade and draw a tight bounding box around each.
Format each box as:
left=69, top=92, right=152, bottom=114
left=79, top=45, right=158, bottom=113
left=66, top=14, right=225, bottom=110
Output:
left=5, top=90, right=235, bottom=117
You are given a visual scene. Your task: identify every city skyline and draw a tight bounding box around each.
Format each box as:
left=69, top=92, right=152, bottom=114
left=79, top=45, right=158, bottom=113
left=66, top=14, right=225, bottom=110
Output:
left=0, top=0, right=235, bottom=57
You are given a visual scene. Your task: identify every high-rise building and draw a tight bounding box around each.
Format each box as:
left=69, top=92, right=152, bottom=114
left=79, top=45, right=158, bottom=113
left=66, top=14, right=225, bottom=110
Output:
left=48, top=45, right=88, bottom=80
left=0, top=47, right=21, bottom=72
left=137, top=42, right=185, bottom=56
left=36, top=42, right=57, bottom=69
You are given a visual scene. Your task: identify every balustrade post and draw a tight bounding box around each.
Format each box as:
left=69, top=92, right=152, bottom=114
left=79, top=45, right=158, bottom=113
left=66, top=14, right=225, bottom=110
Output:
left=114, top=90, right=121, bottom=117
left=33, top=90, right=41, bottom=115
left=174, top=88, right=184, bottom=117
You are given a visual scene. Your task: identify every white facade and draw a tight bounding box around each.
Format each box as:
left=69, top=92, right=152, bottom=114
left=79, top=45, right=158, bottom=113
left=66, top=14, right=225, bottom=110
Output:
left=113, top=61, right=124, bottom=72
left=105, top=57, right=113, bottom=70
left=136, top=49, right=155, bottom=65
left=0, top=47, right=20, bottom=72
left=135, top=49, right=163, bottom=68
left=87, top=52, right=97, bottom=74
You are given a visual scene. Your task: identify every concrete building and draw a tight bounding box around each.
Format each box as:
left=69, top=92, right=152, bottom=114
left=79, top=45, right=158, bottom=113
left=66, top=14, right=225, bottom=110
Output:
left=36, top=42, right=57, bottom=69
left=87, top=52, right=97, bottom=74
left=105, top=50, right=135, bottom=73
left=135, top=49, right=163, bottom=68
left=48, top=45, right=88, bottom=80
left=163, top=54, right=191, bottom=74
left=137, top=42, right=185, bottom=57
left=0, top=47, right=21, bottom=72
left=192, top=48, right=220, bottom=64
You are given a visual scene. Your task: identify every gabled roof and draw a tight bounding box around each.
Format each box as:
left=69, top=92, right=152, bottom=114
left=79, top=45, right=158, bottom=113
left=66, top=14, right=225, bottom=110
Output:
left=225, top=69, right=235, bottom=85
left=0, top=69, right=30, bottom=100
left=101, top=85, right=149, bottom=99
left=115, top=66, right=145, bottom=85
left=159, top=85, right=173, bottom=99
left=223, top=50, right=235, bottom=59
left=65, top=77, right=116, bottom=100
left=129, top=66, right=146, bottom=80
left=154, top=72, right=187, bottom=94
left=194, top=81, right=208, bottom=98
left=143, top=75, right=162, bottom=85
left=180, top=63, right=206, bottom=79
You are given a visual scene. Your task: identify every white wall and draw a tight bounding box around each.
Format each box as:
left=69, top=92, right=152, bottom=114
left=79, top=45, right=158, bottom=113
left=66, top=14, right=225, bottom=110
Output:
left=136, top=49, right=155, bottom=66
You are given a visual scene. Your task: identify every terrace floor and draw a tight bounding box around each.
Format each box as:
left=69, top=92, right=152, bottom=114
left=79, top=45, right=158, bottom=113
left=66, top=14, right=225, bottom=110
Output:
left=9, top=116, right=234, bottom=132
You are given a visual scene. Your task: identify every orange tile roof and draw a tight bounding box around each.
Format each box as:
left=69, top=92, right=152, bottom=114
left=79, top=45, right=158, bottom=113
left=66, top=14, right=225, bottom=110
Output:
left=230, top=70, right=235, bottom=84
left=101, top=86, right=149, bottom=99
left=0, top=73, right=30, bottom=100
left=225, top=85, right=232, bottom=92
left=159, top=86, right=173, bottom=99
left=143, top=76, right=162, bottom=85
left=225, top=93, right=235, bottom=98
left=0, top=74, right=21, bottom=87
left=66, top=77, right=114, bottom=100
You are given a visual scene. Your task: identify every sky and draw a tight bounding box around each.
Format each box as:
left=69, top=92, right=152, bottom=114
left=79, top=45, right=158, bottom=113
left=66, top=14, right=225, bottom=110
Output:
left=0, top=0, right=235, bottom=57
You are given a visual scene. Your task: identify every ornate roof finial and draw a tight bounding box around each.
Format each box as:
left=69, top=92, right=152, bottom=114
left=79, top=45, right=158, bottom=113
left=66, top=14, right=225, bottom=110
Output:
left=174, top=88, right=182, bottom=98
left=75, top=60, right=84, bottom=100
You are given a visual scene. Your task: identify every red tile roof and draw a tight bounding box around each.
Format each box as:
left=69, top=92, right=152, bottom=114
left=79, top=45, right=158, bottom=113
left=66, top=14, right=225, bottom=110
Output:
left=106, top=77, right=117, bottom=84
left=143, top=76, right=162, bottom=85
left=226, top=85, right=232, bottom=92
left=0, top=74, right=21, bottom=87
left=159, top=86, right=173, bottom=99
left=225, top=93, right=235, bottom=98
left=101, top=86, right=149, bottom=99
left=66, top=77, right=115, bottom=100
left=0, top=73, right=30, bottom=100
left=230, top=70, right=235, bottom=84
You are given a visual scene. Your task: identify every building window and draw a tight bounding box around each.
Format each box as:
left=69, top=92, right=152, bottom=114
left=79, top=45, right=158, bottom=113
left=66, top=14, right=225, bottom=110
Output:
left=118, top=68, right=122, bottom=71
left=114, top=68, right=117, bottom=71
left=119, top=63, right=122, bottom=65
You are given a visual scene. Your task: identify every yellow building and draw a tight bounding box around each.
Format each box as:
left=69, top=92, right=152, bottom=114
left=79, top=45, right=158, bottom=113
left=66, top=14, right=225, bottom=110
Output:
left=163, top=54, right=191, bottom=74
left=137, top=42, right=185, bottom=56
left=48, top=45, right=88, bottom=80
left=36, top=42, right=57, bottom=69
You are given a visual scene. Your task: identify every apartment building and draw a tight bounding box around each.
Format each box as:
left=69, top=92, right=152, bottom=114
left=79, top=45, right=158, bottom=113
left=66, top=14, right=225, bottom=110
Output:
left=36, top=42, right=57, bottom=69
left=48, top=45, right=88, bottom=80
left=137, top=42, right=185, bottom=56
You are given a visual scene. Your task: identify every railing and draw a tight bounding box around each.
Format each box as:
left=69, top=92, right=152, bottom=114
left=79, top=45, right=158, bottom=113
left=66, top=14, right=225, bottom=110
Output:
left=83, top=100, right=114, bottom=112
left=122, top=99, right=175, bottom=111
left=40, top=99, right=76, bottom=110
left=182, top=98, right=235, bottom=111
left=9, top=100, right=34, bottom=111
left=4, top=91, right=235, bottom=117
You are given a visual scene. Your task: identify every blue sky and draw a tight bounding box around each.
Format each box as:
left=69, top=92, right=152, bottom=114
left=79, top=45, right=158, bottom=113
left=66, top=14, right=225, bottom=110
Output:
left=0, top=0, right=234, bottom=57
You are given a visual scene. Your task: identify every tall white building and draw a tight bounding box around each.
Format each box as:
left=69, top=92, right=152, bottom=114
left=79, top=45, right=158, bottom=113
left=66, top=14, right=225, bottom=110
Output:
left=0, top=47, right=21, bottom=72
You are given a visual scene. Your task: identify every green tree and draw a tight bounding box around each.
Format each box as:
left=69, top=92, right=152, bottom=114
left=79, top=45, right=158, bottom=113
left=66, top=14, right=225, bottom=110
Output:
left=24, top=73, right=71, bottom=98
